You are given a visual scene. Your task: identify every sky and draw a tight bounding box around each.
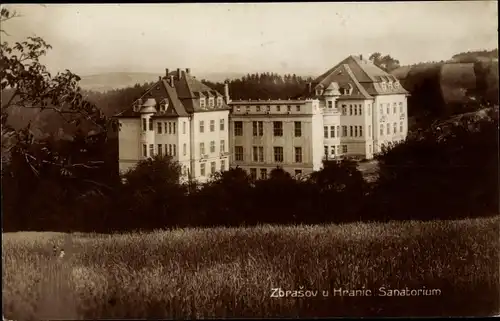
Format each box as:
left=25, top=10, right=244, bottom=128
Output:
left=2, top=2, right=498, bottom=77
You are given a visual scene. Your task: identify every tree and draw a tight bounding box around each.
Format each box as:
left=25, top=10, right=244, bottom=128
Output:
left=369, top=52, right=401, bottom=73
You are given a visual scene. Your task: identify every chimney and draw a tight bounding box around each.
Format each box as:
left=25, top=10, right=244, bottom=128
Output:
left=224, top=82, right=231, bottom=104
left=165, top=68, right=169, bottom=78
left=186, top=68, right=190, bottom=75
left=158, top=76, right=161, bottom=82
left=177, top=68, right=181, bottom=79
left=169, top=75, right=174, bottom=86
left=360, top=54, right=363, bottom=61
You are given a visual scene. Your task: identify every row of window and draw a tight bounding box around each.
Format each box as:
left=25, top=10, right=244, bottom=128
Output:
left=200, top=97, right=223, bottom=109
left=143, top=143, right=178, bottom=158
left=235, top=105, right=302, bottom=113
left=249, top=168, right=303, bottom=180
left=380, top=102, right=404, bottom=115
left=199, top=140, right=226, bottom=156
left=199, top=119, right=225, bottom=133
left=340, top=104, right=369, bottom=116
left=199, top=159, right=227, bottom=176
left=234, top=146, right=303, bottom=163
left=324, top=125, right=370, bottom=139
left=234, top=121, right=302, bottom=137
left=324, top=145, right=348, bottom=156
left=143, top=119, right=188, bottom=135
left=380, top=122, right=404, bottom=136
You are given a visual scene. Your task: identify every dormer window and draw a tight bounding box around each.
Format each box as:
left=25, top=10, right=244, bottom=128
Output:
left=394, top=81, right=400, bottom=89
left=208, top=98, right=215, bottom=107
left=200, top=98, right=206, bottom=109
left=217, top=97, right=223, bottom=107
left=388, top=82, right=393, bottom=90
left=347, top=83, right=353, bottom=95
left=381, top=82, right=387, bottom=90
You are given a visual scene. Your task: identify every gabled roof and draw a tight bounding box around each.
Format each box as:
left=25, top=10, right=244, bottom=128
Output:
left=304, top=55, right=409, bottom=99
left=114, top=70, right=228, bottom=118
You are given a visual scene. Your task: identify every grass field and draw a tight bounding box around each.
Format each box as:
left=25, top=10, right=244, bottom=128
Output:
left=2, top=217, right=499, bottom=319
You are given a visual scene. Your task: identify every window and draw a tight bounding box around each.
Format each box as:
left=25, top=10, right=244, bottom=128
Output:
left=331, top=146, right=336, bottom=155
left=142, top=119, right=147, bottom=131
left=324, top=146, right=328, bottom=157
left=354, top=126, right=358, bottom=137
left=387, top=124, right=390, bottom=135
left=393, top=122, right=397, bottom=134
left=209, top=98, right=214, bottom=107
left=211, top=162, right=216, bottom=174
left=200, top=163, right=206, bottom=176
left=342, top=105, right=347, bottom=115
left=157, top=122, right=162, bottom=134
left=295, top=170, right=302, bottom=176
left=336, top=126, right=340, bottom=138
left=217, top=97, right=223, bottom=107
left=220, top=140, right=225, bottom=153
left=143, top=144, right=147, bottom=157
left=210, top=120, right=215, bottom=132
left=296, top=105, right=301, bottom=112
left=399, top=102, right=403, bottom=113
left=337, top=145, right=341, bottom=154
left=220, top=119, right=225, bottom=131
left=273, top=121, right=283, bottom=136
left=381, top=82, right=387, bottom=90
left=256, top=106, right=261, bottom=112
left=183, top=143, right=187, bottom=156
left=246, top=106, right=251, bottom=113
left=173, top=123, right=176, bottom=134
left=253, top=146, right=264, bottom=162
left=342, top=126, right=347, bottom=137
left=260, top=168, right=267, bottom=180
left=379, top=104, right=383, bottom=115
left=295, top=147, right=302, bottom=163
left=266, top=105, right=271, bottom=112
left=400, top=121, right=403, bottom=133
left=274, top=146, right=284, bottom=162
left=199, top=121, right=204, bottom=133
left=360, top=105, right=363, bottom=115
left=164, top=144, right=168, bottom=155
left=380, top=124, right=384, bottom=136
left=183, top=121, right=186, bottom=134
left=324, top=126, right=329, bottom=138
left=235, top=146, right=243, bottom=161
left=360, top=126, right=363, bottom=137
left=221, top=160, right=226, bottom=171
left=210, top=141, right=215, bottom=153
left=393, top=103, right=397, bottom=114
left=294, top=122, right=302, bottom=137
left=200, top=142, right=205, bottom=155
left=169, top=144, right=172, bottom=155
left=250, top=168, right=257, bottom=180
left=253, top=121, right=263, bottom=136
left=342, top=145, right=347, bottom=153
left=350, top=126, right=353, bottom=137
left=276, top=105, right=281, bottom=112
left=236, top=107, right=241, bottom=112
left=287, top=105, right=291, bottom=112
left=149, top=118, right=153, bottom=131
left=386, top=104, right=390, bottom=114
left=173, top=144, right=176, bottom=156
left=200, top=98, right=206, bottom=109
left=158, top=144, right=162, bottom=156
left=149, top=144, right=154, bottom=157
left=368, top=125, right=371, bottom=137
left=234, top=121, right=243, bottom=136
left=354, top=105, right=358, bottom=115
left=164, top=122, right=168, bottom=134
left=350, top=105, right=353, bottom=115
left=330, top=126, right=335, bottom=138
left=168, top=122, right=172, bottom=134
left=328, top=101, right=333, bottom=109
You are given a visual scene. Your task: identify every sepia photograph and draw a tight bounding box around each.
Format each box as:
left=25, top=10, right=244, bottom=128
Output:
left=1, top=2, right=499, bottom=319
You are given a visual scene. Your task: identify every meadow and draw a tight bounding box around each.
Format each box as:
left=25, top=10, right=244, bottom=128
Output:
left=2, top=216, right=499, bottom=319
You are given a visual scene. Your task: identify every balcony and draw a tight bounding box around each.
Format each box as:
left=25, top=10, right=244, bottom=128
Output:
left=220, top=151, right=231, bottom=157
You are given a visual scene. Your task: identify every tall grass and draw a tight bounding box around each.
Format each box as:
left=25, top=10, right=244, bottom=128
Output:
left=2, top=217, right=499, bottom=318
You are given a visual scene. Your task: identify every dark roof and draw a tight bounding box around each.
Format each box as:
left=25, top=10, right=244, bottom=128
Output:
left=114, top=70, right=228, bottom=118
left=302, top=55, right=409, bottom=99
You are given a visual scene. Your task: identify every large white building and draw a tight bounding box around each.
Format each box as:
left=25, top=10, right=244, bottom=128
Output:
left=115, top=68, right=230, bottom=183
left=226, top=55, right=409, bottom=178
left=116, top=55, right=409, bottom=182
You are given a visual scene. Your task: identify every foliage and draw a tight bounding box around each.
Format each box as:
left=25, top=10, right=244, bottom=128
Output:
left=368, top=52, right=401, bottom=72
left=3, top=217, right=499, bottom=318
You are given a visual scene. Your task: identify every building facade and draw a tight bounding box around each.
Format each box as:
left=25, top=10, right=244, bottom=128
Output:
left=227, top=55, right=409, bottom=178
left=116, top=55, right=409, bottom=182
left=115, top=68, right=230, bottom=183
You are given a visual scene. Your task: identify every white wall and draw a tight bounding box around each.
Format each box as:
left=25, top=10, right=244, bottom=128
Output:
left=118, top=118, right=141, bottom=174
left=373, top=94, right=408, bottom=153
